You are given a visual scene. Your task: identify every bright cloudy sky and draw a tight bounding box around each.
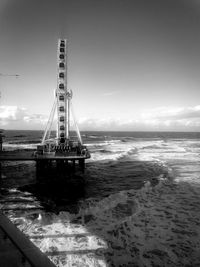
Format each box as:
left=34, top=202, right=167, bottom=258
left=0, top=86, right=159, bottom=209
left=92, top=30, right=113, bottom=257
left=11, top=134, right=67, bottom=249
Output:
left=0, top=0, right=200, bottom=131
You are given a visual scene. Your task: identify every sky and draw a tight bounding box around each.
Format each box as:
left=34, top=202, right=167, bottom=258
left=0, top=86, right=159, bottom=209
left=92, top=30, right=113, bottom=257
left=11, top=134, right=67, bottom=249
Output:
left=0, top=0, right=200, bottom=131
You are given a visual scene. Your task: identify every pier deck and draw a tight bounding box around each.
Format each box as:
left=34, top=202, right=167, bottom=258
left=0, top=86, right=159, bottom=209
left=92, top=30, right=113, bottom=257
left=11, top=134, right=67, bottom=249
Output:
left=0, top=212, right=56, bottom=267
left=0, top=151, right=89, bottom=161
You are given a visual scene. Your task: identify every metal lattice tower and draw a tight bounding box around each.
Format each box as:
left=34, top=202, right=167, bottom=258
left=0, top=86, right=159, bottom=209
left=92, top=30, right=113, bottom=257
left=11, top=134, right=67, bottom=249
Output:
left=42, top=39, right=82, bottom=146
left=56, top=39, right=72, bottom=142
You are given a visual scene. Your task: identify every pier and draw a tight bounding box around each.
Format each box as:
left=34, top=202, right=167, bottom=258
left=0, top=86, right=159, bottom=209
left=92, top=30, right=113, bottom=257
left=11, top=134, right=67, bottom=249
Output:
left=0, top=38, right=90, bottom=179
left=0, top=150, right=88, bottom=180
left=0, top=212, right=56, bottom=267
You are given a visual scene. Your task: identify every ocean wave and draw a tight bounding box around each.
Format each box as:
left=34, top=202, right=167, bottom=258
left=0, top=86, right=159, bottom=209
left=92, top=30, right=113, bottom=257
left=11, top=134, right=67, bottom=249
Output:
left=85, top=139, right=121, bottom=147
left=87, top=135, right=101, bottom=139
left=98, top=149, right=112, bottom=154
left=76, top=190, right=139, bottom=227
left=3, top=142, right=40, bottom=151
left=88, top=146, right=138, bottom=162
left=87, top=139, right=185, bottom=163
left=142, top=144, right=166, bottom=149
left=120, top=137, right=136, bottom=142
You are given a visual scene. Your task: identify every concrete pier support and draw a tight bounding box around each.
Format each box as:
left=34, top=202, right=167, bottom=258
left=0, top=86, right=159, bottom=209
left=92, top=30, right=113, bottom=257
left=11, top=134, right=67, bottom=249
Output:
left=36, top=160, right=43, bottom=174
left=35, top=158, right=85, bottom=180
left=72, top=160, right=76, bottom=171
left=79, top=159, right=85, bottom=173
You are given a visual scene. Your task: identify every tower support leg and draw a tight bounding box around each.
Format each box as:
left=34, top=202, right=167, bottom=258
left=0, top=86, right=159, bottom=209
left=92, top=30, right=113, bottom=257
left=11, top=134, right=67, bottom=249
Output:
left=72, top=160, right=76, bottom=172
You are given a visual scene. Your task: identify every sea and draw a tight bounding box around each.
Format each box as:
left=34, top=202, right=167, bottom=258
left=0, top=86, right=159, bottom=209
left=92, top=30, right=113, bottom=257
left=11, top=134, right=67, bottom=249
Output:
left=1, top=130, right=200, bottom=267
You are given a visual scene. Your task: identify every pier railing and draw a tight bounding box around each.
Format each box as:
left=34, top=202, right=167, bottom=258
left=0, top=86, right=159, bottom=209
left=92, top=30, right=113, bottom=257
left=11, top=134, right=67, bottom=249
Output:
left=0, top=212, right=56, bottom=267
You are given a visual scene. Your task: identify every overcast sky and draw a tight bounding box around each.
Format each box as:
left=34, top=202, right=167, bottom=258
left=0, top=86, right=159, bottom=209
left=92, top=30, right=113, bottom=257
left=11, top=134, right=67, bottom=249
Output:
left=0, top=0, right=200, bottom=131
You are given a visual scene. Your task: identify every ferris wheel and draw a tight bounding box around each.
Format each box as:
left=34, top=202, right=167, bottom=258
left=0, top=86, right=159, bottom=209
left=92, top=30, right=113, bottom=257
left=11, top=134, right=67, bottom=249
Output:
left=42, top=39, right=82, bottom=146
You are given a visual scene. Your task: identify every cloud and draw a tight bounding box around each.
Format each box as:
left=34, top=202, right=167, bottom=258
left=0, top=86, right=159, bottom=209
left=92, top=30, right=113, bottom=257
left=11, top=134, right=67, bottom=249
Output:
left=140, top=105, right=200, bottom=130
left=0, top=106, right=27, bottom=122
left=77, top=117, right=157, bottom=131
left=0, top=105, right=48, bottom=129
left=78, top=105, right=200, bottom=131
left=142, top=106, right=200, bottom=120
left=24, top=114, right=47, bottom=124
left=1, top=104, right=200, bottom=131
